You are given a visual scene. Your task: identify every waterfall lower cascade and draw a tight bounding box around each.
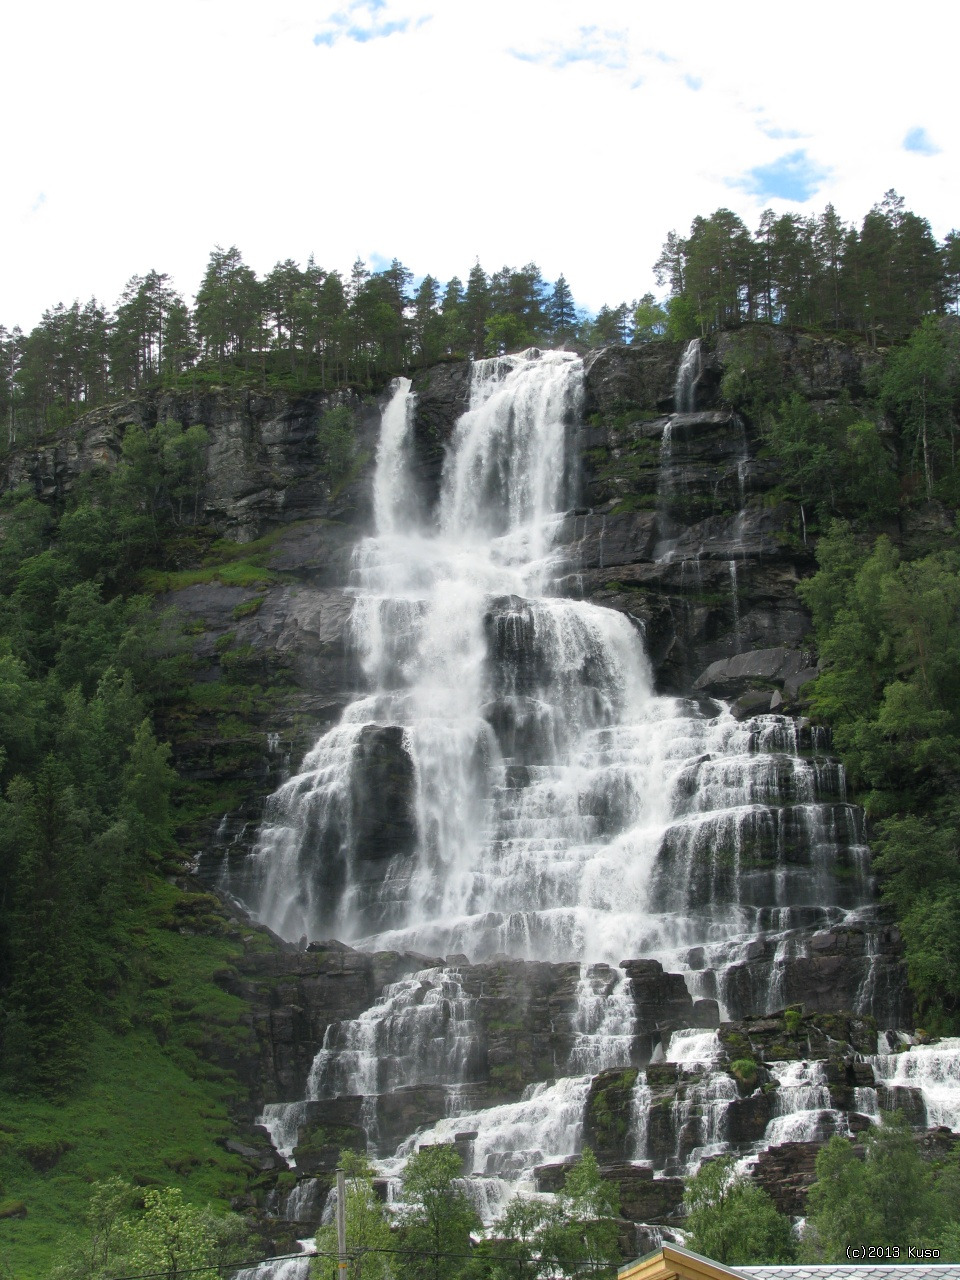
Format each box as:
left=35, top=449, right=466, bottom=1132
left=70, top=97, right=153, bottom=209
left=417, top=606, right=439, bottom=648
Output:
left=221, top=349, right=956, bottom=1256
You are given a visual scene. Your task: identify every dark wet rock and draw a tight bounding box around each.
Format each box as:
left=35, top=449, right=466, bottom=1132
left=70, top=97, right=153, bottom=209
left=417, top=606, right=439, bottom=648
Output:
left=718, top=1008, right=879, bottom=1067
left=584, top=1069, right=642, bottom=1163
left=4, top=386, right=383, bottom=539
left=292, top=1098, right=367, bottom=1174
left=693, top=646, right=816, bottom=699
left=350, top=725, right=417, bottom=862
left=621, top=960, right=696, bottom=1051
left=409, top=361, right=472, bottom=505
left=582, top=344, right=687, bottom=416
left=724, top=1091, right=775, bottom=1143
left=375, top=1086, right=449, bottom=1154
left=600, top=1164, right=685, bottom=1225
left=752, top=1140, right=821, bottom=1215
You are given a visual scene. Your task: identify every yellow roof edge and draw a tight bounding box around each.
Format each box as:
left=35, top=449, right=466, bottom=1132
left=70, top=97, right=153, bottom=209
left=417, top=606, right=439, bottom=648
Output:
left=620, top=1244, right=750, bottom=1280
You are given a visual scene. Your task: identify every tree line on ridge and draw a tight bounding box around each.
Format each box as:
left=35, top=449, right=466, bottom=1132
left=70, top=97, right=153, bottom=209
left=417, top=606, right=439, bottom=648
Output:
left=2, top=190, right=957, bottom=448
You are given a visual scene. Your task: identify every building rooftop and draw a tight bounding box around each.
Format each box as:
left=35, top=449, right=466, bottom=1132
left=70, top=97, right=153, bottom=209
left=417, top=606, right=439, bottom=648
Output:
left=619, top=1246, right=960, bottom=1280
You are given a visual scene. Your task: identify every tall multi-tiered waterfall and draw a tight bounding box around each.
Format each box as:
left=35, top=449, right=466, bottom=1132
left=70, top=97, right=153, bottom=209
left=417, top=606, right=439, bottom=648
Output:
left=235, top=351, right=873, bottom=995
left=222, top=348, right=951, bottom=1253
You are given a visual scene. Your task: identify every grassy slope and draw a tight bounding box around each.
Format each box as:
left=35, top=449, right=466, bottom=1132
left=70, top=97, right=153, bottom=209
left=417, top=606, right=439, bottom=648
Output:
left=0, top=878, right=275, bottom=1278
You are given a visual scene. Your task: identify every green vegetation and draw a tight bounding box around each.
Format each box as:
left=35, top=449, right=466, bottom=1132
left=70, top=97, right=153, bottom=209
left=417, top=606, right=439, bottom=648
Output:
left=311, top=1148, right=620, bottom=1280
left=314, top=1153, right=393, bottom=1280
left=6, top=188, right=955, bottom=446
left=803, top=1112, right=960, bottom=1261
left=1, top=200, right=960, bottom=1274
left=46, top=1179, right=251, bottom=1279
left=0, top=395, right=286, bottom=1273
left=797, top=522, right=960, bottom=1027
left=656, top=191, right=953, bottom=342
left=395, top=1144, right=480, bottom=1280
left=729, top=1058, right=759, bottom=1089
left=475, top=1148, right=620, bottom=1280
left=683, top=1155, right=796, bottom=1264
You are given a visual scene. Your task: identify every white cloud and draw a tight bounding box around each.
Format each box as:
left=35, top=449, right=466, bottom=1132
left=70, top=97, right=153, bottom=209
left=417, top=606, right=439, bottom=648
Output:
left=1, top=0, right=957, bottom=329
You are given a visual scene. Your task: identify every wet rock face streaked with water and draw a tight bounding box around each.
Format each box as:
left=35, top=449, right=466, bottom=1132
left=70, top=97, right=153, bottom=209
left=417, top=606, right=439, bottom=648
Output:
left=215, top=348, right=952, bottom=1265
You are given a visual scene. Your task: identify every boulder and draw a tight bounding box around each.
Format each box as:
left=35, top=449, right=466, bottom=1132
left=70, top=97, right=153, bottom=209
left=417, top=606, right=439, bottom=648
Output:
left=693, top=646, right=813, bottom=699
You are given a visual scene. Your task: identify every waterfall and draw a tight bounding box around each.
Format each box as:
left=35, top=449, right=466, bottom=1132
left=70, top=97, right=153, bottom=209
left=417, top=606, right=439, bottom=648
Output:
left=237, top=350, right=870, bottom=980
left=662, top=1030, right=737, bottom=1171
left=228, top=347, right=893, bottom=1245
left=234, top=1258, right=311, bottom=1280
left=866, top=1038, right=960, bottom=1129
left=379, top=1074, right=593, bottom=1222
left=761, top=1060, right=845, bottom=1146
left=674, top=338, right=701, bottom=413
left=567, top=965, right=637, bottom=1074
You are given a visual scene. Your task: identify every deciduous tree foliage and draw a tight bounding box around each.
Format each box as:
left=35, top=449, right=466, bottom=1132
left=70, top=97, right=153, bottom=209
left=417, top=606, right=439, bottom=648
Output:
left=799, top=524, right=960, bottom=1025
left=682, top=1156, right=795, bottom=1264
left=803, top=1113, right=959, bottom=1261
left=313, top=1152, right=393, bottom=1280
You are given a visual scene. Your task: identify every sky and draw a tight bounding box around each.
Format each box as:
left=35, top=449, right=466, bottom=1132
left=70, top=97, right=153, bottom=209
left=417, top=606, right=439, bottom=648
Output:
left=2, top=0, right=957, bottom=331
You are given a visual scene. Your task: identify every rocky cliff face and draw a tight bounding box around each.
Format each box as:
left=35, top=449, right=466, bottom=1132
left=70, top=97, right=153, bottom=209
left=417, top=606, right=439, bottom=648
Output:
left=4, top=385, right=383, bottom=538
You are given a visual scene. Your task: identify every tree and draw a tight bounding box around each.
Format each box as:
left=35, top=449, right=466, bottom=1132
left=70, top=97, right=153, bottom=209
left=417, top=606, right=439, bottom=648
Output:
left=590, top=303, right=632, bottom=347
left=549, top=275, right=577, bottom=343
left=944, top=230, right=960, bottom=315
left=879, top=316, right=953, bottom=499
left=537, top=1148, right=620, bottom=1279
left=314, top=1153, right=393, bottom=1280
left=683, top=1156, right=796, bottom=1264
left=117, top=1186, right=248, bottom=1280
left=195, top=245, right=263, bottom=370
left=397, top=1144, right=479, bottom=1280
left=412, top=276, right=444, bottom=365
left=49, top=1177, right=134, bottom=1279
left=264, top=258, right=308, bottom=373
left=632, top=294, right=667, bottom=344
left=462, top=262, right=490, bottom=357
left=440, top=276, right=466, bottom=354
left=1, top=760, right=93, bottom=1094
left=487, top=264, right=549, bottom=353
left=804, top=1114, right=947, bottom=1261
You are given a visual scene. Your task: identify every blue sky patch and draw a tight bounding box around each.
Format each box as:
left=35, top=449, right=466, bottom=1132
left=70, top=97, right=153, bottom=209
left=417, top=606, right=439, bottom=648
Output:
left=510, top=27, right=627, bottom=72
left=737, top=149, right=829, bottom=202
left=762, top=125, right=804, bottom=140
left=314, top=1, right=421, bottom=47
left=903, top=126, right=940, bottom=155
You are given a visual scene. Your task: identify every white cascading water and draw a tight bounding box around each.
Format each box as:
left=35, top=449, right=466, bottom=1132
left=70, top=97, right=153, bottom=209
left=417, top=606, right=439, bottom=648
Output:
left=238, top=351, right=872, bottom=993
left=227, top=348, right=913, bottom=1250
left=761, top=1060, right=845, bottom=1146
left=864, top=1037, right=960, bottom=1130
left=674, top=338, right=701, bottom=413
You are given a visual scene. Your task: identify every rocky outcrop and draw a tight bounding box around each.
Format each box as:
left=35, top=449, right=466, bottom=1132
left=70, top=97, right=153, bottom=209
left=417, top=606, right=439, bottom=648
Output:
left=582, top=343, right=688, bottom=416
left=693, top=646, right=819, bottom=702
left=753, top=1140, right=821, bottom=1215
left=3, top=385, right=383, bottom=540
left=409, top=360, right=473, bottom=506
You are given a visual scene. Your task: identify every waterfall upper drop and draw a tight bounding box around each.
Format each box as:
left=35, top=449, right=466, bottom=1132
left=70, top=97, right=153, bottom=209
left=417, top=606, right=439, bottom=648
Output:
left=673, top=338, right=701, bottom=413
left=231, top=348, right=881, bottom=1013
